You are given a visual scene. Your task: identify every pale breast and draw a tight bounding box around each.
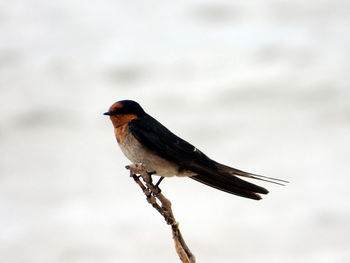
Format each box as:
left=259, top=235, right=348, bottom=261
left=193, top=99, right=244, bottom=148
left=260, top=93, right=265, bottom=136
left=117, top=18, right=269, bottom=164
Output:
left=116, top=124, right=195, bottom=178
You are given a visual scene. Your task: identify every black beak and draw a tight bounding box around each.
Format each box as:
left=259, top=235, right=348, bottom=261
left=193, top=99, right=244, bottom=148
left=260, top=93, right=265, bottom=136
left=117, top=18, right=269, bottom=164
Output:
left=103, top=111, right=113, bottom=116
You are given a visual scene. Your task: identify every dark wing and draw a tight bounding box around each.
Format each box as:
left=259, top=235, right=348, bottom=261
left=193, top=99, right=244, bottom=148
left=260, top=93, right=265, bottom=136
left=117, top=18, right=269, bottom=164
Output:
left=128, top=114, right=270, bottom=200
left=129, top=114, right=216, bottom=169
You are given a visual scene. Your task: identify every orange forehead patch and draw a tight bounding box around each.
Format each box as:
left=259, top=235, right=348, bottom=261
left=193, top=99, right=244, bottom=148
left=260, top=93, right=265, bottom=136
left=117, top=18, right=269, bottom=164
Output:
left=109, top=102, right=123, bottom=112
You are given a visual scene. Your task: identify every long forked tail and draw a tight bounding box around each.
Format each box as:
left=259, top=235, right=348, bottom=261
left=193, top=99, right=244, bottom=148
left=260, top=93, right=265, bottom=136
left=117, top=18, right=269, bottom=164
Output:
left=190, top=162, right=288, bottom=200
left=215, top=163, right=289, bottom=186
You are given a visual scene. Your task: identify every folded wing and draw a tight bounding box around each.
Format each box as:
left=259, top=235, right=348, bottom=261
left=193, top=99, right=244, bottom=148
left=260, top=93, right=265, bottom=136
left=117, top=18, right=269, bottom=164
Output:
left=128, top=115, right=282, bottom=200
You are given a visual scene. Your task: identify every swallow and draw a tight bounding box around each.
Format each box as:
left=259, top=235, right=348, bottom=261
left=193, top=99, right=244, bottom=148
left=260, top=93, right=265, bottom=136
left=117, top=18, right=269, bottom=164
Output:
left=104, top=100, right=287, bottom=200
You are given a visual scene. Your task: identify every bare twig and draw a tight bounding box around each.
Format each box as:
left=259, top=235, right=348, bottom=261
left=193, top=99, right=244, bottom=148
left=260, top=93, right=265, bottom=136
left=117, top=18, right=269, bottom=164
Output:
left=126, top=163, right=196, bottom=263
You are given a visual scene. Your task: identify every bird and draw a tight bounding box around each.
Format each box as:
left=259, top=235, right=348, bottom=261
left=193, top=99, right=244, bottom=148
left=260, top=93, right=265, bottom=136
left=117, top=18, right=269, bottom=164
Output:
left=104, top=100, right=287, bottom=200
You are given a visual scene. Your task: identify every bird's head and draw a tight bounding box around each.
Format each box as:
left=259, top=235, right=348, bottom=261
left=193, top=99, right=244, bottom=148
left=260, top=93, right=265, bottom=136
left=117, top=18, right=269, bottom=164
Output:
left=104, top=100, right=145, bottom=128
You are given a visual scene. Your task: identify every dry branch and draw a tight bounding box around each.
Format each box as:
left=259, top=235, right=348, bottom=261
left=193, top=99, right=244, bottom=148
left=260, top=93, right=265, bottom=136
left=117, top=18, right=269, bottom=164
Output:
left=126, top=163, right=196, bottom=263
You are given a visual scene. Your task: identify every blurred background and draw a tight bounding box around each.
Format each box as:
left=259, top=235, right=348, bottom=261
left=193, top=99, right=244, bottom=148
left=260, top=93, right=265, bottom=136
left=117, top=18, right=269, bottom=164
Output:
left=1, top=0, right=350, bottom=262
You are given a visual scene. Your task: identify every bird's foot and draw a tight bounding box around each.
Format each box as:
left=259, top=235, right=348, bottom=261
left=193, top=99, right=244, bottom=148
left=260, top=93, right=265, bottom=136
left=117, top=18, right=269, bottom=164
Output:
left=153, top=176, right=164, bottom=195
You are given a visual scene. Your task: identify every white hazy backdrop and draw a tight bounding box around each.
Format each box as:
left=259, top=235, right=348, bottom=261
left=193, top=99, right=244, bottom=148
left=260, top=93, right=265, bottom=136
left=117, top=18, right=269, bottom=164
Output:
left=1, top=1, right=350, bottom=262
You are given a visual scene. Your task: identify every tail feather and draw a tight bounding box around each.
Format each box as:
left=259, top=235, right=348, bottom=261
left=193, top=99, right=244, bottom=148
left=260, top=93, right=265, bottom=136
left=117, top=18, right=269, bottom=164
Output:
left=190, top=173, right=265, bottom=200
left=189, top=162, right=287, bottom=200
left=190, top=169, right=269, bottom=200
left=215, top=163, right=289, bottom=186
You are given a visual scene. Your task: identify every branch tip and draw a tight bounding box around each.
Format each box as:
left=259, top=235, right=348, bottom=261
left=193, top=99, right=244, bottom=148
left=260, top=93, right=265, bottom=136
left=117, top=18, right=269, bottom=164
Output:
left=126, top=163, right=195, bottom=263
